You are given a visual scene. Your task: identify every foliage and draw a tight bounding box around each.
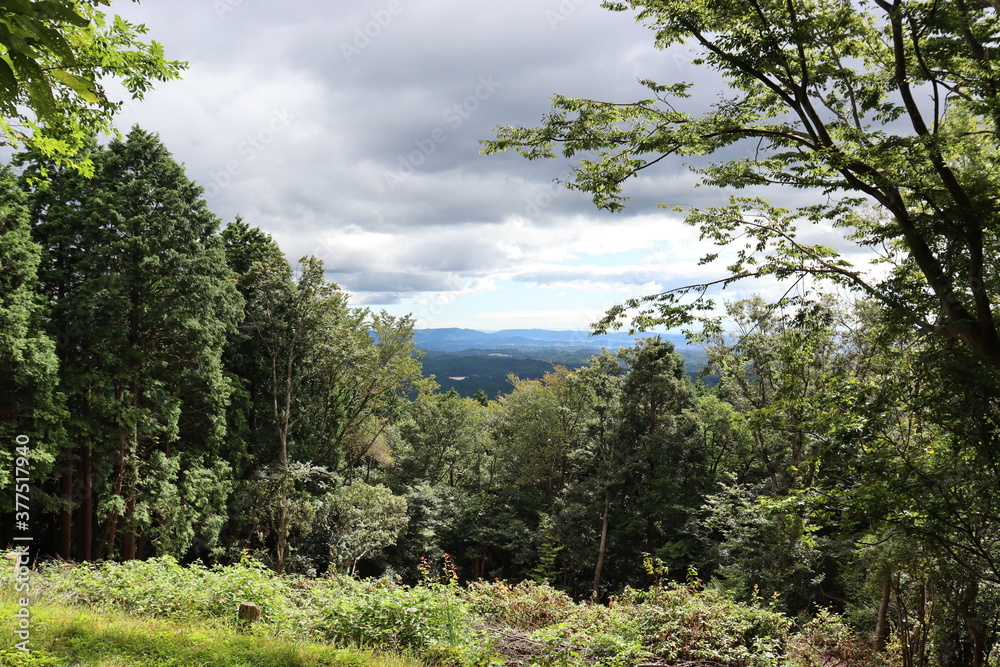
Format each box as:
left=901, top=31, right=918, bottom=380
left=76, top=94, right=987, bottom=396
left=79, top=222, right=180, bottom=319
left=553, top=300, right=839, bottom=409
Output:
left=222, top=246, right=422, bottom=572
left=0, top=163, right=61, bottom=505
left=24, top=126, right=242, bottom=561
left=616, top=581, right=791, bottom=667
left=323, top=482, right=409, bottom=576
left=311, top=576, right=492, bottom=665
left=28, top=556, right=305, bottom=633
left=0, top=0, right=186, bottom=173
left=787, top=608, right=900, bottom=667
left=10, top=557, right=811, bottom=667
left=0, top=596, right=422, bottom=667
left=464, top=579, right=579, bottom=630
left=484, top=0, right=1000, bottom=374
left=465, top=577, right=791, bottom=667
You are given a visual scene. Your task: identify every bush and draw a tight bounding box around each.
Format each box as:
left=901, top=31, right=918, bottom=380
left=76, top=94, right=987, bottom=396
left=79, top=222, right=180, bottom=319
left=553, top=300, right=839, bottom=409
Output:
left=8, top=557, right=808, bottom=667
left=310, top=575, right=494, bottom=666
left=463, top=580, right=578, bottom=630
left=31, top=555, right=307, bottom=635
left=611, top=582, right=791, bottom=667
left=787, top=608, right=900, bottom=667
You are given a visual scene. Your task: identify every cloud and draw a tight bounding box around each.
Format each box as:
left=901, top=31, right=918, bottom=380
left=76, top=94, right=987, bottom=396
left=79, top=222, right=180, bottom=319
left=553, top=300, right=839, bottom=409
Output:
left=102, top=0, right=879, bottom=329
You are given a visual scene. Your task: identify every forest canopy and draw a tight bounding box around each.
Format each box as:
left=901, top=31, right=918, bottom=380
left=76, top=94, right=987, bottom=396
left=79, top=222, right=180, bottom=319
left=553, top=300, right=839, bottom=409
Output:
left=484, top=0, right=1000, bottom=373
left=1, top=1, right=1000, bottom=665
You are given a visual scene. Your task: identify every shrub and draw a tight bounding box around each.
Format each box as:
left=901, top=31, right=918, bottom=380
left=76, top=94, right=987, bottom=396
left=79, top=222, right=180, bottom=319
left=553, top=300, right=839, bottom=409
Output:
left=787, top=608, right=900, bottom=667
left=462, top=580, right=577, bottom=630
left=615, top=582, right=791, bottom=667
left=310, top=575, right=494, bottom=666
left=31, top=555, right=307, bottom=635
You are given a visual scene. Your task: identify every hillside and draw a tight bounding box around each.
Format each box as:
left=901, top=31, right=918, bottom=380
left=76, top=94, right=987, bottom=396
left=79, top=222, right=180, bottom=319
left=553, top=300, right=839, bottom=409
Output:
left=412, top=328, right=687, bottom=351
left=414, top=329, right=711, bottom=397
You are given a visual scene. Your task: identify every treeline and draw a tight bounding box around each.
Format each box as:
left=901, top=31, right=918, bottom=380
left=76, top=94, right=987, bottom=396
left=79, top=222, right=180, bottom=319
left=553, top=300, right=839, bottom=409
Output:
left=0, top=128, right=423, bottom=571
left=2, top=128, right=1000, bottom=665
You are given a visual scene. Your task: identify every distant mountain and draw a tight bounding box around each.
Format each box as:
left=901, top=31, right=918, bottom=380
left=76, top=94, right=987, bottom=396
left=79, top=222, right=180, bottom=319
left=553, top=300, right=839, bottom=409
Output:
left=413, top=328, right=712, bottom=398
left=413, top=328, right=686, bottom=352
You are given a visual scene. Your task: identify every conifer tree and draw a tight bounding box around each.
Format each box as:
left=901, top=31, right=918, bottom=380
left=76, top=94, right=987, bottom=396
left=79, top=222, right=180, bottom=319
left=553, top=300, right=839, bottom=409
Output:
left=27, top=127, right=241, bottom=560
left=0, top=165, right=62, bottom=521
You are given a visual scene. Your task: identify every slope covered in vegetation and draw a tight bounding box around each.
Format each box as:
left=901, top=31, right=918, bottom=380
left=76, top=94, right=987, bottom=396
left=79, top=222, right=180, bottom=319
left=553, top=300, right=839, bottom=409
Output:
left=2, top=556, right=893, bottom=667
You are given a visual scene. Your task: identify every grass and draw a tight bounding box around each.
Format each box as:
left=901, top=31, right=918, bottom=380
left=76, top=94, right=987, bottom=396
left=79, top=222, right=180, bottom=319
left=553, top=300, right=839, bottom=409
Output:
left=0, top=598, right=423, bottom=667
left=0, top=556, right=895, bottom=667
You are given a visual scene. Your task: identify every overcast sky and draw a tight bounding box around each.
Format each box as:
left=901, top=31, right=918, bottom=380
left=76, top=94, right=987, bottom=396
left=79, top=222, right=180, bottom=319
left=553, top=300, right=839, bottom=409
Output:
left=107, top=0, right=852, bottom=331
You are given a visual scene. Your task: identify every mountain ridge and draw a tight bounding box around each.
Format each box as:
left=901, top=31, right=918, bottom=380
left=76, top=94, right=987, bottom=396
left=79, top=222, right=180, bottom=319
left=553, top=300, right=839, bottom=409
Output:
left=413, top=327, right=687, bottom=352
left=412, top=328, right=708, bottom=398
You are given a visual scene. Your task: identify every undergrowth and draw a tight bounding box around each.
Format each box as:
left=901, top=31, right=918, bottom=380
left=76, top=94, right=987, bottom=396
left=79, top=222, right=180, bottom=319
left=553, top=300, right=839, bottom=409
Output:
left=0, top=597, right=421, bottom=667
left=0, top=554, right=891, bottom=666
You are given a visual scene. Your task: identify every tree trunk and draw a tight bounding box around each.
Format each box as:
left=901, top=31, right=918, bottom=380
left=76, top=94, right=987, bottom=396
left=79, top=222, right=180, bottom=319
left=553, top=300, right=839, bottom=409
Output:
left=120, top=421, right=138, bottom=561
left=59, top=465, right=73, bottom=560
left=875, top=576, right=891, bottom=652
left=105, top=433, right=126, bottom=560
left=958, top=583, right=985, bottom=667
left=275, top=428, right=290, bottom=574
left=592, top=486, right=611, bottom=598
left=275, top=493, right=287, bottom=574
left=80, top=445, right=93, bottom=561
left=238, top=602, right=261, bottom=625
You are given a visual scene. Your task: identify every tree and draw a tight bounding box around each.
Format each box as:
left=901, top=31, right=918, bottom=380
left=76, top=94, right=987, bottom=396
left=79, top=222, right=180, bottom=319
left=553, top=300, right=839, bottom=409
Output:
left=484, top=0, right=1000, bottom=372
left=219, top=218, right=292, bottom=480
left=694, top=295, right=1000, bottom=660
left=0, top=1, right=185, bottom=172
left=323, top=482, right=408, bottom=576
left=230, top=249, right=422, bottom=572
left=242, top=253, right=350, bottom=573
left=695, top=297, right=873, bottom=613
left=391, top=388, right=492, bottom=489
left=27, top=127, right=242, bottom=561
left=0, top=164, right=62, bottom=517
left=603, top=339, right=708, bottom=591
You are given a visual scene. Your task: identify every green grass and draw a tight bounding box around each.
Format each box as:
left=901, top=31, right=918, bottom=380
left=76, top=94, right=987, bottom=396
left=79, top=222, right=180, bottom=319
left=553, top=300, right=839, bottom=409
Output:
left=0, top=599, right=422, bottom=667
left=0, top=556, right=895, bottom=667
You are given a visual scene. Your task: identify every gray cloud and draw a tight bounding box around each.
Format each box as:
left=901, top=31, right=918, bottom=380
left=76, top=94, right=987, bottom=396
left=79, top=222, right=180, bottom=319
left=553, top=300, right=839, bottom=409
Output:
left=103, top=0, right=867, bottom=325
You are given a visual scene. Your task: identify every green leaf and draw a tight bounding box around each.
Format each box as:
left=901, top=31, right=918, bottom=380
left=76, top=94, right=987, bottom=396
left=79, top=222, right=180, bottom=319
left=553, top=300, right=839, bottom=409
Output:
left=0, top=53, right=17, bottom=99
left=50, top=68, right=101, bottom=104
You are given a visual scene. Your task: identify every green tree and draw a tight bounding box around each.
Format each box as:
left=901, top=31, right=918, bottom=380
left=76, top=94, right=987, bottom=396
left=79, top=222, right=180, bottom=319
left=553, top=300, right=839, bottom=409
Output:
left=329, top=310, right=423, bottom=475
left=568, top=351, right=625, bottom=596
left=838, top=326, right=1000, bottom=666
left=491, top=367, right=593, bottom=506
left=230, top=250, right=422, bottom=573
left=0, top=164, right=62, bottom=513
left=219, top=219, right=292, bottom=481
left=695, top=296, right=1000, bottom=661
left=696, top=298, right=864, bottom=613
left=383, top=385, right=511, bottom=583
left=462, top=368, right=595, bottom=585
left=243, top=253, right=350, bottom=573
left=0, top=1, right=185, bottom=172
left=27, top=127, right=242, bottom=561
left=391, top=388, right=491, bottom=489
left=322, top=482, right=408, bottom=576
left=606, top=338, right=708, bottom=590
left=484, top=0, right=1000, bottom=372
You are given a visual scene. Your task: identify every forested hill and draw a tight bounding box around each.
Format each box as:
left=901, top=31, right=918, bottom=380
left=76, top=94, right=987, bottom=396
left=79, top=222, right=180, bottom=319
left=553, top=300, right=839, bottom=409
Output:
left=414, top=328, right=709, bottom=397
left=413, top=328, right=687, bottom=351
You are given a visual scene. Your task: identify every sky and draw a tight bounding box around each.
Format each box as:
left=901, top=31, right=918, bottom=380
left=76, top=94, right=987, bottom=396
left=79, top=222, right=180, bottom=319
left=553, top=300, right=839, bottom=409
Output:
left=105, top=0, right=858, bottom=332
